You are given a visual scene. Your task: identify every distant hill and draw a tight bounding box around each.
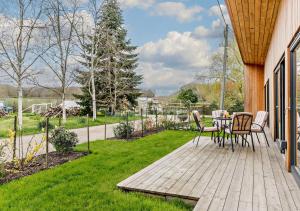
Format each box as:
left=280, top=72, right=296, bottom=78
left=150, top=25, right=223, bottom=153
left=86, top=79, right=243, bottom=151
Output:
left=161, top=82, right=221, bottom=104
left=0, top=85, right=82, bottom=99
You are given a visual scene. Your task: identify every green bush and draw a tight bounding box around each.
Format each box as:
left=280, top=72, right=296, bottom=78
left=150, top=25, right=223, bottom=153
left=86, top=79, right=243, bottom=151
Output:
left=113, top=123, right=134, bottom=139
left=37, top=120, right=54, bottom=131
left=77, top=117, right=86, bottom=124
left=161, top=119, right=177, bottom=130
left=49, top=127, right=79, bottom=153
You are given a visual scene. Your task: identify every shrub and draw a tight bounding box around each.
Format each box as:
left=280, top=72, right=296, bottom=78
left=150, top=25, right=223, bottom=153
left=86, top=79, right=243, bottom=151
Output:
left=49, top=127, right=79, bottom=153
left=77, top=117, right=86, bottom=124
left=161, top=119, right=177, bottom=130
left=144, top=118, right=154, bottom=130
left=113, top=122, right=134, bottom=139
left=37, top=120, right=54, bottom=131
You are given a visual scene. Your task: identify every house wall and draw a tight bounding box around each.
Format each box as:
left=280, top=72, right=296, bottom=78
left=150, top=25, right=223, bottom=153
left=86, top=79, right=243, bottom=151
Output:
left=244, top=64, right=264, bottom=116
left=264, top=0, right=300, bottom=170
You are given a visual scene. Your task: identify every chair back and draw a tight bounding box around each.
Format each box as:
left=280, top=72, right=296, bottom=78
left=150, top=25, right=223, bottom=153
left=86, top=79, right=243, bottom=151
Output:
left=254, top=111, right=268, bottom=128
left=212, top=110, right=227, bottom=118
left=192, top=110, right=204, bottom=130
left=231, top=112, right=253, bottom=134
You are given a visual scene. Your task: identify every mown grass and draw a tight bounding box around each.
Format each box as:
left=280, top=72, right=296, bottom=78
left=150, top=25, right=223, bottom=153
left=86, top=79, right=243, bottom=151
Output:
left=0, top=113, right=139, bottom=138
left=0, top=130, right=197, bottom=210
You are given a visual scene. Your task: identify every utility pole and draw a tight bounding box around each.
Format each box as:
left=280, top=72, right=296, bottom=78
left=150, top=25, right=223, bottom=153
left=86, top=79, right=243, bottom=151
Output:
left=220, top=24, right=229, bottom=110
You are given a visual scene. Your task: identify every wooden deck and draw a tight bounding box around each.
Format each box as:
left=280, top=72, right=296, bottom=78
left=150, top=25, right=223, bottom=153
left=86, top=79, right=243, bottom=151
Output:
left=117, top=131, right=300, bottom=211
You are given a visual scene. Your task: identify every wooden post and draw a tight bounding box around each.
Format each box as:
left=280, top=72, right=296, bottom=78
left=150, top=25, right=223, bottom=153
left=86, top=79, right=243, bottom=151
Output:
left=13, top=116, right=17, bottom=160
left=155, top=108, right=158, bottom=129
left=104, top=123, right=107, bottom=140
left=141, top=108, right=144, bottom=137
left=87, top=114, right=90, bottom=153
left=188, top=103, right=191, bottom=129
left=45, top=117, right=49, bottom=168
left=126, top=112, right=129, bottom=140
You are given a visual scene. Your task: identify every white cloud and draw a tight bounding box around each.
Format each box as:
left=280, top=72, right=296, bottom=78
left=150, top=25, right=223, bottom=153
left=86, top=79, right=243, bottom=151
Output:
left=137, top=62, right=197, bottom=96
left=193, top=19, right=223, bottom=39
left=209, top=4, right=231, bottom=25
left=138, top=31, right=210, bottom=69
left=152, top=2, right=203, bottom=23
left=137, top=30, right=212, bottom=95
left=119, top=0, right=155, bottom=9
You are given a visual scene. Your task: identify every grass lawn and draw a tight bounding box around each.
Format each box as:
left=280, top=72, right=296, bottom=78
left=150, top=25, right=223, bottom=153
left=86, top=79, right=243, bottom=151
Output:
left=0, top=113, right=139, bottom=138
left=0, top=130, right=197, bottom=210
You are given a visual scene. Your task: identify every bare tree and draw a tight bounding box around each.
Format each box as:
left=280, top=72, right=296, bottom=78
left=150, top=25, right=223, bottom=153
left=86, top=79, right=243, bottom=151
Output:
left=0, top=0, right=47, bottom=129
left=37, top=0, right=80, bottom=123
left=69, top=0, right=102, bottom=121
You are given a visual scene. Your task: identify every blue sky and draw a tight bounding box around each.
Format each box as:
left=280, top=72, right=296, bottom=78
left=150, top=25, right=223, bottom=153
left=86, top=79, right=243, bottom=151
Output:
left=118, top=0, right=230, bottom=96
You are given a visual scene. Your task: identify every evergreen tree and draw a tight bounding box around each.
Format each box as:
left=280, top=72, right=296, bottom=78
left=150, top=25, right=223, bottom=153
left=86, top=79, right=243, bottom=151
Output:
left=75, top=0, right=142, bottom=115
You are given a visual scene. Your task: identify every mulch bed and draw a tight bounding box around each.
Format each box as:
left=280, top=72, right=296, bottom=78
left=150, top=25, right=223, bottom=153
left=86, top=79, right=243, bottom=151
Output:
left=0, top=151, right=87, bottom=185
left=131, top=127, right=165, bottom=139
left=109, top=127, right=165, bottom=141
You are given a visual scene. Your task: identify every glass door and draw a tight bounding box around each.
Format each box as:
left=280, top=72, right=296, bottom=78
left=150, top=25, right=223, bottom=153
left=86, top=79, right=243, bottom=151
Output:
left=264, top=80, right=270, bottom=126
left=275, top=60, right=285, bottom=141
left=291, top=39, right=300, bottom=167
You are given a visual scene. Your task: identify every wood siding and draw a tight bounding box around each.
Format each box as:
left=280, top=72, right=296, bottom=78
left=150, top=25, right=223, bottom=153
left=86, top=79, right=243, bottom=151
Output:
left=227, top=0, right=300, bottom=171
left=244, top=64, right=264, bottom=115
left=226, top=0, right=281, bottom=65
left=264, top=0, right=300, bottom=170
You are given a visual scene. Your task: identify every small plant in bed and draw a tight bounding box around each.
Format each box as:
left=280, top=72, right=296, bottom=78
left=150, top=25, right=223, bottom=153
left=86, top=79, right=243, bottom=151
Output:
left=37, top=120, right=54, bottom=131
left=113, top=122, right=134, bottom=139
left=49, top=127, right=79, bottom=153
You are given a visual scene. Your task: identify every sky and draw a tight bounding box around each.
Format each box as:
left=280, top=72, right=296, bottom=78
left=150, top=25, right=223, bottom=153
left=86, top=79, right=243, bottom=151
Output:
left=0, top=0, right=232, bottom=97
left=118, top=0, right=231, bottom=96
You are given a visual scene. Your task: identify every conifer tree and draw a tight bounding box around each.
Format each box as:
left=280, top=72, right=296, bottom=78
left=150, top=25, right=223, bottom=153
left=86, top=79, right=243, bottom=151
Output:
left=75, top=0, right=142, bottom=115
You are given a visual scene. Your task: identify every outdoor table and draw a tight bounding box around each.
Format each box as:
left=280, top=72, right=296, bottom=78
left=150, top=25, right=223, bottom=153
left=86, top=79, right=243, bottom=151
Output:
left=213, top=116, right=232, bottom=147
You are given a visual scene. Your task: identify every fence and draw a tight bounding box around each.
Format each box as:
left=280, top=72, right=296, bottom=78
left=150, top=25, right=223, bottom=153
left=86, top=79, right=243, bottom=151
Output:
left=0, top=108, right=201, bottom=170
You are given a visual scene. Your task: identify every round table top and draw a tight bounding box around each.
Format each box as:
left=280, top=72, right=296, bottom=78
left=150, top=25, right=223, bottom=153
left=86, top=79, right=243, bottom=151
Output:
left=214, top=116, right=232, bottom=120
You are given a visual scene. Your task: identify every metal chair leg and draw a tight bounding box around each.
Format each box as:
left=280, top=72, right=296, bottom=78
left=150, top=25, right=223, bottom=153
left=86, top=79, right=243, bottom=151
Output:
left=222, top=131, right=226, bottom=147
left=250, top=133, right=255, bottom=152
left=192, top=131, right=198, bottom=143
left=255, top=132, right=261, bottom=144
left=262, top=129, right=270, bottom=147
left=212, top=132, right=216, bottom=143
left=230, top=134, right=234, bottom=152
left=241, top=135, right=244, bottom=147
left=196, top=131, right=202, bottom=147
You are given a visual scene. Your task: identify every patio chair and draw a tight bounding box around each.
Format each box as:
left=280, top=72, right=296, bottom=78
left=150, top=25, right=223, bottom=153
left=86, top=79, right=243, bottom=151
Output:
left=225, top=112, right=254, bottom=152
left=251, top=111, right=269, bottom=147
left=212, top=110, right=228, bottom=126
left=192, top=110, right=220, bottom=147
left=212, top=110, right=227, bottom=140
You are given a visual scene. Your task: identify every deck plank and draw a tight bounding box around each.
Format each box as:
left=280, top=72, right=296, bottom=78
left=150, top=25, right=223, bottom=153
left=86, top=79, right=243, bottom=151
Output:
left=195, top=141, right=242, bottom=211
left=252, top=134, right=268, bottom=211
left=117, top=132, right=300, bottom=211
left=222, top=143, right=247, bottom=211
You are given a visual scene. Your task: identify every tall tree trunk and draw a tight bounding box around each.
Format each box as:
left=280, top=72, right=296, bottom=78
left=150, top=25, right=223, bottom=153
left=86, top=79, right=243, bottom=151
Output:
left=62, top=92, right=66, bottom=123
left=91, top=69, right=96, bottom=120
left=114, top=69, right=117, bottom=112
left=17, top=81, right=23, bottom=129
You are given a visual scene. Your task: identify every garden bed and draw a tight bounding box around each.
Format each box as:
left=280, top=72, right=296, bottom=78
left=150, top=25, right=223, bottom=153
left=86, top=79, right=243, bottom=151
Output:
left=131, top=127, right=165, bottom=139
left=0, top=151, right=87, bottom=185
left=111, top=127, right=165, bottom=141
